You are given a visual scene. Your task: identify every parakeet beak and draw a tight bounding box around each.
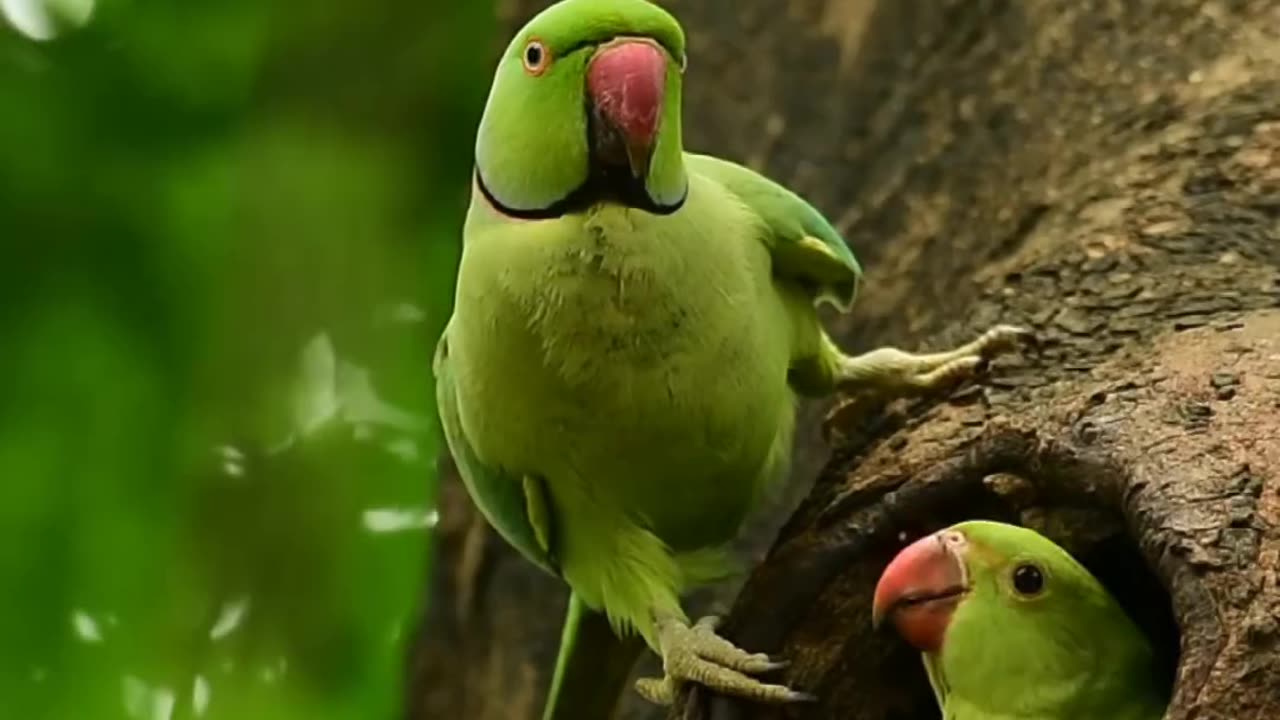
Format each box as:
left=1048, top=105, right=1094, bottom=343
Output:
left=587, top=38, right=667, bottom=180
left=871, top=529, right=971, bottom=653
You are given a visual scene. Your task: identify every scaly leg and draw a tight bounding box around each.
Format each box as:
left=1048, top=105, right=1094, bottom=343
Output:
left=836, top=324, right=1034, bottom=396
left=633, top=615, right=813, bottom=706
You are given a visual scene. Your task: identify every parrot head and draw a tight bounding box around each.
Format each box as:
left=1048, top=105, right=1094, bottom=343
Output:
left=872, top=520, right=1164, bottom=714
left=474, top=0, right=688, bottom=218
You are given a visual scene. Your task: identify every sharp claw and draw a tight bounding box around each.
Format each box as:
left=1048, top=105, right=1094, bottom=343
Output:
left=1020, top=330, right=1044, bottom=354
left=981, top=325, right=1038, bottom=356
left=693, top=615, right=723, bottom=631
left=786, top=690, right=818, bottom=703
left=649, top=617, right=809, bottom=708
left=1009, top=326, right=1039, bottom=349
left=635, top=677, right=674, bottom=706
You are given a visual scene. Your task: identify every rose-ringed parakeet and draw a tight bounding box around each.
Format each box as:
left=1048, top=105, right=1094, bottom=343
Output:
left=872, top=520, right=1169, bottom=720
left=434, top=0, right=1032, bottom=716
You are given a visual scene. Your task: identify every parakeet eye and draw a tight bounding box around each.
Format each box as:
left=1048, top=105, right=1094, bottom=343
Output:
left=1011, top=563, right=1046, bottom=596
left=522, top=39, right=551, bottom=75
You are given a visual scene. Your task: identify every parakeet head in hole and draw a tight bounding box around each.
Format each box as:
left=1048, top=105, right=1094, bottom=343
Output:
left=474, top=0, right=689, bottom=217
left=872, top=520, right=1169, bottom=718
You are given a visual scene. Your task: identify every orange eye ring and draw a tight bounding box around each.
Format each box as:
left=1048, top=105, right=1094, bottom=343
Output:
left=522, top=39, right=551, bottom=76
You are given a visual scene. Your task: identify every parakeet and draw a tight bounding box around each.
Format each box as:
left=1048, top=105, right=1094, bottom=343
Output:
left=872, top=520, right=1169, bottom=720
left=434, top=0, right=1031, bottom=716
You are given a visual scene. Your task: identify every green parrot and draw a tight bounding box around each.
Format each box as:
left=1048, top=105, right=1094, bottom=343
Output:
left=872, top=520, right=1169, bottom=719
left=434, top=0, right=1031, bottom=716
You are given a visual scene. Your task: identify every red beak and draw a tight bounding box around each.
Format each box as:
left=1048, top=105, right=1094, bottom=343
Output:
left=586, top=38, right=667, bottom=178
left=871, top=529, right=971, bottom=653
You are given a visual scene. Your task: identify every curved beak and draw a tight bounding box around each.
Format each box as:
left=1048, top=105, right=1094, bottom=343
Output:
left=871, top=529, right=971, bottom=653
left=586, top=38, right=667, bottom=179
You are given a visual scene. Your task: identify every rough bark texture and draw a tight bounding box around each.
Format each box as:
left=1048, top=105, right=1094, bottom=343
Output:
left=408, top=1, right=1280, bottom=719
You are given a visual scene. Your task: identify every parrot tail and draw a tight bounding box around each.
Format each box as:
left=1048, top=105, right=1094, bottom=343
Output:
left=541, top=592, right=647, bottom=720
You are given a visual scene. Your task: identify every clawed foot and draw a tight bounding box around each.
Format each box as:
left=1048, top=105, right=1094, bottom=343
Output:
left=836, top=324, right=1036, bottom=397
left=634, top=615, right=814, bottom=706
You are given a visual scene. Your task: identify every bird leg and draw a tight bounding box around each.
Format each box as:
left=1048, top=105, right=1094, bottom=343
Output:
left=633, top=614, right=813, bottom=706
left=835, top=324, right=1035, bottom=396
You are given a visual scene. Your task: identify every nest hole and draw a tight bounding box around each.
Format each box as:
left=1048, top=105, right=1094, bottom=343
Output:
left=872, top=484, right=1180, bottom=719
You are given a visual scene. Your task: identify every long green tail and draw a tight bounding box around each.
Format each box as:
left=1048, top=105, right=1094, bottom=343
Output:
left=541, top=592, right=647, bottom=720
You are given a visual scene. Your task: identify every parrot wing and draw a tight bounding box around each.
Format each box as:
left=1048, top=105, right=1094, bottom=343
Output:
left=686, top=152, right=862, bottom=311
left=437, top=332, right=647, bottom=719
left=434, top=327, right=559, bottom=576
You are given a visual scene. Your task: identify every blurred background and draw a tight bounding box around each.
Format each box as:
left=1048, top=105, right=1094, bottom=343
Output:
left=0, top=1, right=495, bottom=718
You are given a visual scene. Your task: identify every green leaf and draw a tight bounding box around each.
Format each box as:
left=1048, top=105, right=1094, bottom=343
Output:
left=0, top=1, right=495, bottom=717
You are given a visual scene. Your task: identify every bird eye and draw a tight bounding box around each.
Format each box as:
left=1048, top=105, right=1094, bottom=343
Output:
left=522, top=39, right=550, bottom=75
left=1011, top=563, right=1045, bottom=596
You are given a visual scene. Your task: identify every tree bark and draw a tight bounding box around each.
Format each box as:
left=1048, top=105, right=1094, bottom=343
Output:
left=408, top=1, right=1280, bottom=719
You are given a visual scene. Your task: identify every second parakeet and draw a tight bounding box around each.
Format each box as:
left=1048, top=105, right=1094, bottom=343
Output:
left=434, top=0, right=1032, bottom=716
left=873, top=520, right=1169, bottom=719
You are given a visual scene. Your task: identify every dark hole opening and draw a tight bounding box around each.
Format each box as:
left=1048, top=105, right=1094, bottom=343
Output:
left=1076, top=531, right=1182, bottom=694
left=874, top=494, right=1180, bottom=720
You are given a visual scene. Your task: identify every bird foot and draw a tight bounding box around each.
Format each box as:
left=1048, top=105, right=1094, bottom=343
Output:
left=835, top=324, right=1036, bottom=397
left=633, top=615, right=814, bottom=706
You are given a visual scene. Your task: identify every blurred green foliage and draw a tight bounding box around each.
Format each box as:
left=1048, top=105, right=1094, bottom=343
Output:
left=0, top=1, right=495, bottom=717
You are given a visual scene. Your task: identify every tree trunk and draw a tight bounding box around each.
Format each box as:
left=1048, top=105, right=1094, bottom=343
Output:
left=408, top=1, right=1280, bottom=719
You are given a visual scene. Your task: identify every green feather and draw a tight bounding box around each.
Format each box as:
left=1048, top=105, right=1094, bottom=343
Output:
left=520, top=0, right=686, bottom=62
left=434, top=330, right=558, bottom=576
left=474, top=0, right=687, bottom=213
left=523, top=475, right=556, bottom=557
left=685, top=152, right=862, bottom=311
left=452, top=169, right=801, bottom=648
left=542, top=593, right=647, bottom=720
